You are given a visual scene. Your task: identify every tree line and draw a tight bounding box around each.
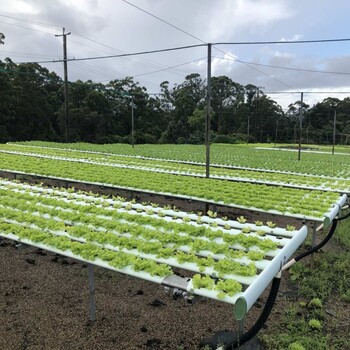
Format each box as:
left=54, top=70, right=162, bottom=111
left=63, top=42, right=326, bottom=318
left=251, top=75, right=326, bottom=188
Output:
left=1, top=55, right=350, bottom=145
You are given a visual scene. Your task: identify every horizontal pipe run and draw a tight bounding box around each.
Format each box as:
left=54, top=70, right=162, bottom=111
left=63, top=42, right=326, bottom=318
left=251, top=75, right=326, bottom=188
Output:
left=323, top=194, right=348, bottom=228
left=9, top=143, right=350, bottom=181
left=1, top=149, right=349, bottom=194
left=0, top=169, right=331, bottom=223
left=232, top=225, right=308, bottom=320
left=0, top=232, right=165, bottom=284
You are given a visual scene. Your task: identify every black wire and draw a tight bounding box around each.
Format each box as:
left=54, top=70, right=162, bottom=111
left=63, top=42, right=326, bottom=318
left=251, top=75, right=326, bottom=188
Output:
left=17, top=43, right=207, bottom=64
left=295, top=219, right=338, bottom=262
left=337, top=210, right=350, bottom=221
left=213, top=56, right=350, bottom=76
left=215, top=38, right=350, bottom=45
left=120, top=0, right=205, bottom=44
left=223, top=276, right=281, bottom=349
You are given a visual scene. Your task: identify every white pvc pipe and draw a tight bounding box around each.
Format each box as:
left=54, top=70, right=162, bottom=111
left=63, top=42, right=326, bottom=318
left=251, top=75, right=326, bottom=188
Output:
left=2, top=149, right=348, bottom=194
left=323, top=194, right=348, bottom=227
left=0, top=232, right=164, bottom=284
left=232, top=225, right=308, bottom=320
left=0, top=169, right=330, bottom=222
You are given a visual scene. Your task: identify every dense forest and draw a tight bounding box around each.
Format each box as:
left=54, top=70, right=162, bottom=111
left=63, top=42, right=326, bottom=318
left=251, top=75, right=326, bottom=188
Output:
left=1, top=47, right=350, bottom=145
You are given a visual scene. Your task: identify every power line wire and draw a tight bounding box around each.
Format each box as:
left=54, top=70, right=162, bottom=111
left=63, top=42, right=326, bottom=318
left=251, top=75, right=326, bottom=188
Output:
left=215, top=38, right=350, bottom=45
left=0, top=19, right=57, bottom=35
left=119, top=0, right=298, bottom=91
left=133, top=57, right=205, bottom=77
left=70, top=35, right=182, bottom=72
left=17, top=43, right=206, bottom=64
left=120, top=0, right=205, bottom=44
left=0, top=13, right=61, bottom=29
left=265, top=91, right=350, bottom=94
left=68, top=38, right=188, bottom=78
left=214, top=56, right=350, bottom=76
left=213, top=46, right=299, bottom=91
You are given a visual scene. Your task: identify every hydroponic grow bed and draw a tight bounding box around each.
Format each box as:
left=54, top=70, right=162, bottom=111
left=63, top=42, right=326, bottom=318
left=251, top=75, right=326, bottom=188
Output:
left=0, top=179, right=311, bottom=320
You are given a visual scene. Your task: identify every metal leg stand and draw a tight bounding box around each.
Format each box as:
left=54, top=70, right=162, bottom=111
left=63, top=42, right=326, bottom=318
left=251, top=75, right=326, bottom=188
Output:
left=312, top=221, right=317, bottom=248
left=238, top=318, right=245, bottom=336
left=88, top=264, right=96, bottom=322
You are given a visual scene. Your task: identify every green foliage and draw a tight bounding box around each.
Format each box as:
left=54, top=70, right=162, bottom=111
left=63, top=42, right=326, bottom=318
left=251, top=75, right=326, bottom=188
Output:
left=308, top=319, right=322, bottom=330
left=288, top=342, right=306, bottom=350
left=2, top=45, right=350, bottom=145
left=212, top=134, right=237, bottom=144
left=308, top=298, right=322, bottom=309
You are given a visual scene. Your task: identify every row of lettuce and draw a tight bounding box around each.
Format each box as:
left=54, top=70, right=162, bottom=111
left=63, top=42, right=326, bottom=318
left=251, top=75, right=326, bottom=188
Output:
left=0, top=151, right=341, bottom=220
left=1, top=144, right=349, bottom=193
left=11, top=141, right=350, bottom=178
left=0, top=180, right=298, bottom=299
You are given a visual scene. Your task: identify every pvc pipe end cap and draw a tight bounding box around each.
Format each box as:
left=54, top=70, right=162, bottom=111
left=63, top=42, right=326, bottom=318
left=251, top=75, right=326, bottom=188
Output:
left=234, top=297, right=247, bottom=321
left=323, top=217, right=331, bottom=229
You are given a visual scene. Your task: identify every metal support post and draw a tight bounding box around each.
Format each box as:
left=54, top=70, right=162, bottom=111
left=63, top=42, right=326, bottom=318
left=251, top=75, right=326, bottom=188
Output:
left=332, top=109, right=336, bottom=155
left=131, top=96, right=135, bottom=148
left=88, top=264, right=96, bottom=322
left=298, top=92, right=303, bottom=161
left=205, top=43, right=212, bottom=178
left=312, top=221, right=317, bottom=248
left=238, top=318, right=245, bottom=335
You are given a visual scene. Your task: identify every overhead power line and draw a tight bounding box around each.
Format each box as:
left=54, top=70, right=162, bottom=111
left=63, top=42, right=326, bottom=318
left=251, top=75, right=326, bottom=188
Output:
left=214, top=56, right=350, bottom=76
left=265, top=91, right=350, bottom=94
left=0, top=13, right=61, bottom=29
left=133, top=57, right=205, bottom=77
left=120, top=0, right=350, bottom=92
left=120, top=0, right=205, bottom=44
left=0, top=19, right=57, bottom=35
left=119, top=0, right=297, bottom=90
left=214, top=38, right=350, bottom=45
left=0, top=11, right=193, bottom=76
left=17, top=43, right=206, bottom=64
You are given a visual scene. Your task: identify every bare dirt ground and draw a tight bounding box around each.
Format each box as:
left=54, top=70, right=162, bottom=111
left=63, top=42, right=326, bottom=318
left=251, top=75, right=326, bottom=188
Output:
left=0, top=175, right=344, bottom=349
left=0, top=239, right=283, bottom=350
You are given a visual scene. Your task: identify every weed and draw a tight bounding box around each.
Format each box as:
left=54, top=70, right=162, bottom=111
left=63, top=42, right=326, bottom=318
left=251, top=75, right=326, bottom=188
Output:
left=288, top=342, right=306, bottom=350
left=308, top=298, right=322, bottom=309
left=308, top=319, right=322, bottom=330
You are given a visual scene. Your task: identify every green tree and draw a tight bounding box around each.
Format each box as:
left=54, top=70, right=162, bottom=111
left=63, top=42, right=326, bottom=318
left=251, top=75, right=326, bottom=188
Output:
left=211, top=76, right=244, bottom=134
left=163, top=73, right=205, bottom=143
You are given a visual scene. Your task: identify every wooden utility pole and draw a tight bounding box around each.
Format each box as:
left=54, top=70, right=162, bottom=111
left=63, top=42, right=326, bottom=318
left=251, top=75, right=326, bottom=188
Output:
left=55, top=28, right=71, bottom=142
left=205, top=43, right=212, bottom=178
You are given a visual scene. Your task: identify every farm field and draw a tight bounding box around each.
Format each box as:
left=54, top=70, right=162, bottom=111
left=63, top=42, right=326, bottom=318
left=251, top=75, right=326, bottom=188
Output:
left=11, top=141, right=350, bottom=177
left=0, top=143, right=347, bottom=224
left=0, top=142, right=349, bottom=349
left=1, top=143, right=350, bottom=193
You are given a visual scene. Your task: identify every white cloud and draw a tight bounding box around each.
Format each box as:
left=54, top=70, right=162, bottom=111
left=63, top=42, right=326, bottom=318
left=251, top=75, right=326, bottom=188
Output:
left=273, top=51, right=296, bottom=58
left=280, top=34, right=304, bottom=41
left=207, top=0, right=294, bottom=40
left=4, top=0, right=39, bottom=14
left=1, top=0, right=350, bottom=109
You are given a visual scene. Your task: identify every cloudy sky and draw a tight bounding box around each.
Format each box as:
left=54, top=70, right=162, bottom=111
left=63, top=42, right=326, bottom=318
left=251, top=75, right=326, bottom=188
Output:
left=1, top=0, right=350, bottom=109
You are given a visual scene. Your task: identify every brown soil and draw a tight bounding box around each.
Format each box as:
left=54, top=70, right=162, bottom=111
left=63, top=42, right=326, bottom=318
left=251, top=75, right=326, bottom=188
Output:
left=0, top=174, right=335, bottom=349
left=0, top=170, right=304, bottom=229
left=0, top=239, right=297, bottom=350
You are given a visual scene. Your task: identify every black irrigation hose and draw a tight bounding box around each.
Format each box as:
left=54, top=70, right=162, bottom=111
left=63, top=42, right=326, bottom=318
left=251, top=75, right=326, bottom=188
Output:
left=223, top=275, right=281, bottom=349
left=337, top=210, right=350, bottom=221
left=294, top=218, right=338, bottom=262
left=222, top=211, right=349, bottom=349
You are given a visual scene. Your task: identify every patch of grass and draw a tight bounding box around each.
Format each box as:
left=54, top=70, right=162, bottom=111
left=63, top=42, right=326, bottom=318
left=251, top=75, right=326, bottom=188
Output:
left=260, top=221, right=350, bottom=349
left=334, top=218, right=350, bottom=247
